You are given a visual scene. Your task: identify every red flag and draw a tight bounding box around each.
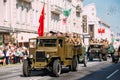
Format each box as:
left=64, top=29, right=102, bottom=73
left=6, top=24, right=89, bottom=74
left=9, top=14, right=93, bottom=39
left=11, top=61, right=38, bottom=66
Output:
left=98, top=28, right=101, bottom=33
left=101, top=28, right=105, bottom=33
left=38, top=5, right=45, bottom=36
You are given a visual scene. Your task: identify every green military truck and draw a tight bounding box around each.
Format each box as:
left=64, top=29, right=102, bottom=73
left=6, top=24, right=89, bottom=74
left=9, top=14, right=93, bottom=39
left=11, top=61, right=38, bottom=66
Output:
left=88, top=43, right=107, bottom=61
left=23, top=36, right=87, bottom=77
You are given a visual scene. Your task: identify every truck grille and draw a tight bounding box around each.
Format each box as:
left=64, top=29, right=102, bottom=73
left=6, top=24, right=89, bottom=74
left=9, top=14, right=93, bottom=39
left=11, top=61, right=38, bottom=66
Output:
left=36, top=51, right=45, bottom=62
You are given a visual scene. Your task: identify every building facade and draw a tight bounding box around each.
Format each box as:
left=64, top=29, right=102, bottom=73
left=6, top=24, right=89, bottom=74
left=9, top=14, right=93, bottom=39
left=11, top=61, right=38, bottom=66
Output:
left=82, top=3, right=111, bottom=45
left=0, top=0, right=84, bottom=46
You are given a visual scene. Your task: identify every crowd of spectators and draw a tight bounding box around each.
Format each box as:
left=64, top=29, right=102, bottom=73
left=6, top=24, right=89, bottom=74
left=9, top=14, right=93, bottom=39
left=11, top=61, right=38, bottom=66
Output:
left=0, top=31, right=119, bottom=65
left=0, top=42, right=28, bottom=65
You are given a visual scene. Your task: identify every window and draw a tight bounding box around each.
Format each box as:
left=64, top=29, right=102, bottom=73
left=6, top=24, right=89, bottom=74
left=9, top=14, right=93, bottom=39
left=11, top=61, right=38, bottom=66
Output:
left=67, top=0, right=72, bottom=2
left=26, top=8, right=28, bottom=24
left=16, top=4, right=21, bottom=23
left=89, top=25, right=94, bottom=38
left=89, top=25, right=94, bottom=32
left=16, top=0, right=23, bottom=24
left=3, top=0, right=8, bottom=21
left=37, top=39, right=57, bottom=47
left=16, top=0, right=31, bottom=24
left=59, top=39, right=63, bottom=47
left=26, top=7, right=30, bottom=24
left=32, top=9, right=37, bottom=27
left=22, top=6, right=26, bottom=24
left=25, top=3, right=31, bottom=24
left=36, top=10, right=38, bottom=27
left=51, top=12, right=60, bottom=21
left=0, top=35, right=3, bottom=45
left=76, top=12, right=80, bottom=17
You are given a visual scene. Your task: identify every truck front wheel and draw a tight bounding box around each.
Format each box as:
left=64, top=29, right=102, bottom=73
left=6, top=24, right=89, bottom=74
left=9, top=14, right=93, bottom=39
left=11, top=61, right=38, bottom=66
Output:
left=53, top=59, right=61, bottom=77
left=23, top=60, right=31, bottom=77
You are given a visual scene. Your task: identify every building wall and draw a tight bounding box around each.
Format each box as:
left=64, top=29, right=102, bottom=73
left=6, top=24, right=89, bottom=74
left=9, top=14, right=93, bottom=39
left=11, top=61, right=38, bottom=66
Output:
left=0, top=0, right=84, bottom=44
left=83, top=3, right=111, bottom=45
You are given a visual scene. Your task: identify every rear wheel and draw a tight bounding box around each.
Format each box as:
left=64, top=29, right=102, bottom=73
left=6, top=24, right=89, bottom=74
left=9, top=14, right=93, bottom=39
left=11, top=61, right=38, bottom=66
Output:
left=99, top=53, right=102, bottom=61
left=84, top=55, right=87, bottom=67
left=71, top=56, right=78, bottom=71
left=89, top=54, right=93, bottom=61
left=114, top=56, right=119, bottom=63
left=103, top=54, right=107, bottom=61
left=53, top=59, right=61, bottom=77
left=23, top=60, right=31, bottom=77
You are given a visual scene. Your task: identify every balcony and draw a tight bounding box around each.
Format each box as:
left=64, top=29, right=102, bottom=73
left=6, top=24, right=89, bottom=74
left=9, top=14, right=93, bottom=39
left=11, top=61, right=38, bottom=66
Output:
left=51, top=5, right=62, bottom=14
left=21, top=0, right=33, bottom=3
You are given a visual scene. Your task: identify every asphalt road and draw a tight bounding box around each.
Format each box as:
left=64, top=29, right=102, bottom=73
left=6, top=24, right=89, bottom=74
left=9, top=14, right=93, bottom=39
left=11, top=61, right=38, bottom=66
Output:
left=0, top=58, right=120, bottom=80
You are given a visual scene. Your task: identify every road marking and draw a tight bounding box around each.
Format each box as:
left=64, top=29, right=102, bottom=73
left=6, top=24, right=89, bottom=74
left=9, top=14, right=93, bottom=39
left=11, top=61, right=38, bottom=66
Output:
left=106, top=69, right=119, bottom=79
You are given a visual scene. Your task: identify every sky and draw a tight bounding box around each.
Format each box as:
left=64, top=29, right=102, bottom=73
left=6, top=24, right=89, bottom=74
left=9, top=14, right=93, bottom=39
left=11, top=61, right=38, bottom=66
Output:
left=83, top=0, right=120, bottom=35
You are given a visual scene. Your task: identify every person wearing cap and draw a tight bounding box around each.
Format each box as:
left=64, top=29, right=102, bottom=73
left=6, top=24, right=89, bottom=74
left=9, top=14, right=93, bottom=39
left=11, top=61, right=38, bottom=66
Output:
left=65, top=32, right=72, bottom=44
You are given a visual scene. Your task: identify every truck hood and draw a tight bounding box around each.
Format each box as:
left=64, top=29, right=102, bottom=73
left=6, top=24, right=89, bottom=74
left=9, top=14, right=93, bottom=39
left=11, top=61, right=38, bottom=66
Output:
left=36, top=47, right=57, bottom=52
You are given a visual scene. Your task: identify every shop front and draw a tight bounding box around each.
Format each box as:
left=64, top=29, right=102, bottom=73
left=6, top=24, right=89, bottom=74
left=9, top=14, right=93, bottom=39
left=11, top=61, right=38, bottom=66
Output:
left=17, top=32, right=38, bottom=48
left=0, top=32, right=15, bottom=46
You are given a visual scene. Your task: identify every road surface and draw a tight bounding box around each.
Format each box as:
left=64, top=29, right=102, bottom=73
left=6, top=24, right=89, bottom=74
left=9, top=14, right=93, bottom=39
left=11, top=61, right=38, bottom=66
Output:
left=0, top=58, right=120, bottom=80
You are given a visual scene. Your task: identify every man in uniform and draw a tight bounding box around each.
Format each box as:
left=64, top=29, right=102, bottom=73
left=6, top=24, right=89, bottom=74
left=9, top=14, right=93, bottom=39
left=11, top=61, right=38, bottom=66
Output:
left=108, top=43, right=115, bottom=62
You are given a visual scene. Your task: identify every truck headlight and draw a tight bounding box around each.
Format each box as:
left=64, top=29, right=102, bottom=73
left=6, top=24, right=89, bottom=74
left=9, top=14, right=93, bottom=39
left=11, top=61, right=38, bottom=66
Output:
left=46, top=54, right=50, bottom=58
left=29, top=54, right=33, bottom=58
left=24, top=55, right=27, bottom=59
left=89, top=50, right=91, bottom=52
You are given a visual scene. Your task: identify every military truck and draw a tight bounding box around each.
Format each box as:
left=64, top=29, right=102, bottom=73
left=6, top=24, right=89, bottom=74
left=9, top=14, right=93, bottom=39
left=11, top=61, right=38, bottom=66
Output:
left=87, top=43, right=107, bottom=61
left=23, top=36, right=87, bottom=77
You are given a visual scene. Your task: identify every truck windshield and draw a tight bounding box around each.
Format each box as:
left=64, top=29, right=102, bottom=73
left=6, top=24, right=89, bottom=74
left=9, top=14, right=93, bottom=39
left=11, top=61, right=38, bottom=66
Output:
left=90, top=45, right=101, bottom=48
left=37, top=39, right=57, bottom=47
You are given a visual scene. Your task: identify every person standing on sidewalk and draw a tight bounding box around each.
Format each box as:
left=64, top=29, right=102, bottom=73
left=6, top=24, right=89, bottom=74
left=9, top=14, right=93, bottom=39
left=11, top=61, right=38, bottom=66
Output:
left=6, top=46, right=11, bottom=65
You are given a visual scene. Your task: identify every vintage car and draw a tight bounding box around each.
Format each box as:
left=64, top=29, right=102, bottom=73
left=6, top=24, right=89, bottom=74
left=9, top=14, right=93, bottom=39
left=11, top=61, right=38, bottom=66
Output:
left=23, top=36, right=87, bottom=77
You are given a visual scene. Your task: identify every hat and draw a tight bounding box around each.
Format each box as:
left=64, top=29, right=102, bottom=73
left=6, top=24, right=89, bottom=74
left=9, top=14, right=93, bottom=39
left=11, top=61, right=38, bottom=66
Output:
left=49, top=31, right=56, bottom=34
